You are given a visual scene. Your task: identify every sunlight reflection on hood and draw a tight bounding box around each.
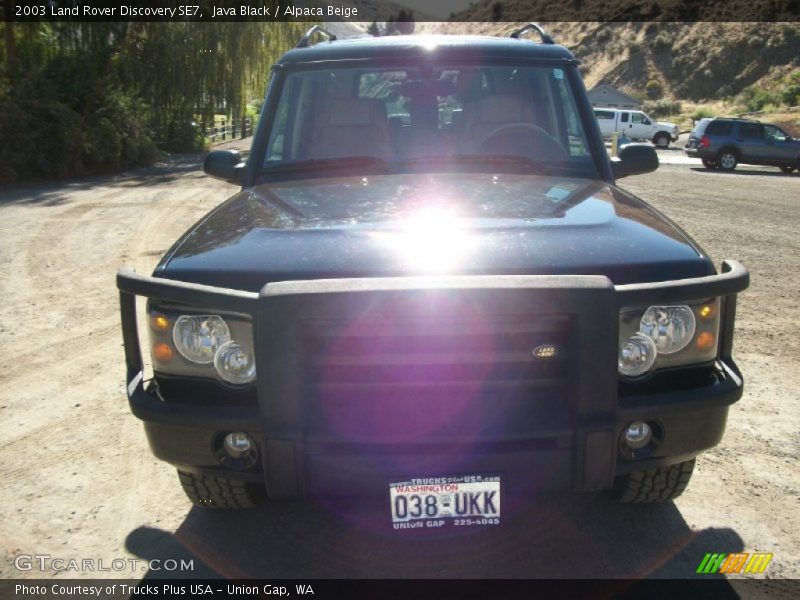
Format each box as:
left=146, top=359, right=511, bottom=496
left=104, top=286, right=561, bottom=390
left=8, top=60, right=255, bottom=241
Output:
left=374, top=206, right=475, bottom=273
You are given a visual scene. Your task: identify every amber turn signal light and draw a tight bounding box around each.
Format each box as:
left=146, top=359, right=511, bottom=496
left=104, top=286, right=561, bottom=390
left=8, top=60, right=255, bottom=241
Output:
left=696, top=331, right=716, bottom=352
left=150, top=314, right=170, bottom=332
left=698, top=303, right=718, bottom=321
left=153, top=343, right=174, bottom=362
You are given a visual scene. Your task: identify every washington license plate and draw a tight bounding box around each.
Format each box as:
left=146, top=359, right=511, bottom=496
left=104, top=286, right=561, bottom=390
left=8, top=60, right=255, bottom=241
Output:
left=389, top=475, right=501, bottom=529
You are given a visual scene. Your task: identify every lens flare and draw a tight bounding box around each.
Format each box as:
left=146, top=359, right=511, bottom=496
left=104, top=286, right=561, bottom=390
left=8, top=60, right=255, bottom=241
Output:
left=377, top=206, right=474, bottom=273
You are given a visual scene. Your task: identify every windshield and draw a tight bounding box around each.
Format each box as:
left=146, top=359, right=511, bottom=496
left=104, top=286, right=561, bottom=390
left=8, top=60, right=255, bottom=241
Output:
left=261, top=63, right=598, bottom=179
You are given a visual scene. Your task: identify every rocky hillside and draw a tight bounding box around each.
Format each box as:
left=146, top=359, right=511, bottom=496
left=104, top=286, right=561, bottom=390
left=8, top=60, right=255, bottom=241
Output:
left=427, top=21, right=800, bottom=103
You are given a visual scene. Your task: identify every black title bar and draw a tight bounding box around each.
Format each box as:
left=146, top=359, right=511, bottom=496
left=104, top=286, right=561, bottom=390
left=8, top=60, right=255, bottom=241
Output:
left=3, top=0, right=800, bottom=22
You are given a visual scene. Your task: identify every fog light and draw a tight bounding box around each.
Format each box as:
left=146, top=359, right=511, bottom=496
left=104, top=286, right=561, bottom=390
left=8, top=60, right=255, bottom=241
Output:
left=624, top=421, right=652, bottom=449
left=223, top=432, right=253, bottom=459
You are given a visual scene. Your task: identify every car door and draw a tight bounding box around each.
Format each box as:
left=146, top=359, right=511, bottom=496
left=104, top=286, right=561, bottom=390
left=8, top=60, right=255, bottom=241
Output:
left=618, top=111, right=630, bottom=136
left=736, top=122, right=767, bottom=164
left=628, top=112, right=652, bottom=139
left=762, top=124, right=793, bottom=165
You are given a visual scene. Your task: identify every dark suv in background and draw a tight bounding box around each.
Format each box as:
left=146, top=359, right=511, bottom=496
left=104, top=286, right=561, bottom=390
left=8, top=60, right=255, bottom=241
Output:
left=685, top=117, right=800, bottom=173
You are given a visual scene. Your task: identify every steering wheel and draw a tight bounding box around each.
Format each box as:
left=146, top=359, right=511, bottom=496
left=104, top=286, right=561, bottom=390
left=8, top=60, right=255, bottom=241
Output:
left=477, top=122, right=568, bottom=161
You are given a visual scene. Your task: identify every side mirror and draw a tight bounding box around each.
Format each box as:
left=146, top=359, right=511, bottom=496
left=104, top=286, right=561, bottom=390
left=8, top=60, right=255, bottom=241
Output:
left=611, top=143, right=659, bottom=179
left=203, top=150, right=245, bottom=184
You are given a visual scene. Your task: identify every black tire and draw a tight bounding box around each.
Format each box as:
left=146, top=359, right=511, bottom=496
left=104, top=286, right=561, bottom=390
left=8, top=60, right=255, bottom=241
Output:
left=653, top=132, right=670, bottom=148
left=779, top=165, right=794, bottom=174
left=611, top=459, right=695, bottom=504
left=717, top=150, right=738, bottom=171
left=178, top=470, right=265, bottom=509
left=701, top=158, right=717, bottom=169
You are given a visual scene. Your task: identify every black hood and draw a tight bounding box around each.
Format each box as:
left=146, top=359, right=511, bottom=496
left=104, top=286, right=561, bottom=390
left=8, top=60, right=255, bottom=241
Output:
left=158, top=173, right=712, bottom=290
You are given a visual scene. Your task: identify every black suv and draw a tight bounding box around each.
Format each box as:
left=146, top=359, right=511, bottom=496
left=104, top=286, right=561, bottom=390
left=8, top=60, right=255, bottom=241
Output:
left=117, top=26, right=748, bottom=522
left=685, top=117, right=800, bottom=173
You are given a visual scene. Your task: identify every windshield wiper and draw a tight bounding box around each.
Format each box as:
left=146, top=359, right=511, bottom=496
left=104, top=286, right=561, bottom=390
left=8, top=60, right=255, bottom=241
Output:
left=261, top=156, right=391, bottom=174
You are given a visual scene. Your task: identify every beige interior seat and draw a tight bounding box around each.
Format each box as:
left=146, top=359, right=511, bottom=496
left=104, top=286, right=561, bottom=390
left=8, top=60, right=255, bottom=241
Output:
left=307, top=97, right=391, bottom=160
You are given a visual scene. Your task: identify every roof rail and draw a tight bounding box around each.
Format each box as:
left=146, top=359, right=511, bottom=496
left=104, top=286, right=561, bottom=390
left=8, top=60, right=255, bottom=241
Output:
left=296, top=25, right=337, bottom=49
left=509, top=23, right=555, bottom=45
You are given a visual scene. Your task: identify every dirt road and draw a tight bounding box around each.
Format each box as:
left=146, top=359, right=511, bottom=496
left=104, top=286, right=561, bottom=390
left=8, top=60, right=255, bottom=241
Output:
left=1, top=152, right=798, bottom=583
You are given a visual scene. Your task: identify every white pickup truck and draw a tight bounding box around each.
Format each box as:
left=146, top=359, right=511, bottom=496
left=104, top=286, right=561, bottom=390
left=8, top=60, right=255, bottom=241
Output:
left=593, top=108, right=679, bottom=148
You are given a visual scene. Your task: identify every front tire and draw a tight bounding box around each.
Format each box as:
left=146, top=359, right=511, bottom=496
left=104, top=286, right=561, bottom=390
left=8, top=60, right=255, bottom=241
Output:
left=779, top=165, right=794, bottom=174
left=178, top=470, right=265, bottom=509
left=611, top=459, right=695, bottom=504
left=717, top=151, right=738, bottom=171
left=653, top=132, right=670, bottom=148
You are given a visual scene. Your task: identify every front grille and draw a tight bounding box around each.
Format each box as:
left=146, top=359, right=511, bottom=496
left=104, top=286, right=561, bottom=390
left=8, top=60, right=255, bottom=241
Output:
left=300, top=314, right=574, bottom=442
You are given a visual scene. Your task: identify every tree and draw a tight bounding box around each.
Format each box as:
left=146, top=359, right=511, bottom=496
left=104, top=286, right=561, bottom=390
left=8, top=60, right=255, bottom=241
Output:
left=0, top=19, right=308, bottom=181
left=645, top=79, right=664, bottom=100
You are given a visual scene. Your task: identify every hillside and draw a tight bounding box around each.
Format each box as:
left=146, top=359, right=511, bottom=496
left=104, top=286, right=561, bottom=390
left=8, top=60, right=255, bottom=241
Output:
left=426, top=21, right=800, bottom=103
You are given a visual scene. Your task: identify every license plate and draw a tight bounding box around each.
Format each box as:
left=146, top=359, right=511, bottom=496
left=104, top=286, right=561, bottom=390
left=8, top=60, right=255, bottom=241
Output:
left=389, top=475, right=501, bottom=529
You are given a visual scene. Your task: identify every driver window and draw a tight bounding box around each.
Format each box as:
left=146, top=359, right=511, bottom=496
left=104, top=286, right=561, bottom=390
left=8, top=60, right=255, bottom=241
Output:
left=764, top=125, right=787, bottom=142
left=632, top=113, right=644, bottom=123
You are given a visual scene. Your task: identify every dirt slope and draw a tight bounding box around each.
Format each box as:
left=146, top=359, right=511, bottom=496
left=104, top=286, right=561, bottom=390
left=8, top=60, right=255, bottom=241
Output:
left=427, top=21, right=800, bottom=101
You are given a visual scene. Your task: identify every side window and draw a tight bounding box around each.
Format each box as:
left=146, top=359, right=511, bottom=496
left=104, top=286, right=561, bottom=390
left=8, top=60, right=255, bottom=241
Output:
left=553, top=70, right=589, bottom=156
left=594, top=110, right=614, bottom=120
left=705, top=121, right=732, bottom=136
left=764, top=125, right=787, bottom=142
left=631, top=112, right=644, bottom=123
left=620, top=112, right=629, bottom=123
left=264, top=75, right=303, bottom=163
left=739, top=123, right=764, bottom=139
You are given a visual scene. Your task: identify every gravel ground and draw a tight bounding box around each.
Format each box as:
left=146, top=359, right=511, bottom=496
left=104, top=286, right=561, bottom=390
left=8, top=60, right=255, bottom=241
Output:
left=0, top=149, right=798, bottom=585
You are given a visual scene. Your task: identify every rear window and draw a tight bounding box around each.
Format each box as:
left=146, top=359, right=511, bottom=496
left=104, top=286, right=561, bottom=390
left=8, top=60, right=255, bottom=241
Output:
left=594, top=110, right=615, bottom=120
left=705, top=120, right=733, bottom=136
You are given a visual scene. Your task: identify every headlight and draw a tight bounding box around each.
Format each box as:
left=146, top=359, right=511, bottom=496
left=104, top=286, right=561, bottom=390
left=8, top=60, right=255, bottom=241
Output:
left=639, top=305, right=696, bottom=354
left=618, top=298, right=721, bottom=379
left=173, top=315, right=231, bottom=364
left=214, top=341, right=256, bottom=384
left=146, top=304, right=256, bottom=387
left=618, top=333, right=657, bottom=377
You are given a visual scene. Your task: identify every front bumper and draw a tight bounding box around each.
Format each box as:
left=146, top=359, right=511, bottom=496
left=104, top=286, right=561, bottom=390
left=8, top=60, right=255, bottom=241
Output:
left=118, top=262, right=749, bottom=498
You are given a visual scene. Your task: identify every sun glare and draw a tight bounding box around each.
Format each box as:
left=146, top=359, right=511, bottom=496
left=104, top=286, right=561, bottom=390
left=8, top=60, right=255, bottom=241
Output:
left=376, top=206, right=474, bottom=273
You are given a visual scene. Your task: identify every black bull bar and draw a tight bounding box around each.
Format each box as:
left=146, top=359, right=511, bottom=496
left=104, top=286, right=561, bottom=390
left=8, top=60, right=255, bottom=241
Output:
left=117, top=261, right=748, bottom=496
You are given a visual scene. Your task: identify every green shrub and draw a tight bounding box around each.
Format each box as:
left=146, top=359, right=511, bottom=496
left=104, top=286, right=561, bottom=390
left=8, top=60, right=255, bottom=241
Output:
left=690, top=106, right=715, bottom=121
left=739, top=86, right=779, bottom=112
left=646, top=79, right=664, bottom=100
left=644, top=99, right=682, bottom=119
left=595, top=27, right=612, bottom=43
left=0, top=73, right=158, bottom=183
left=780, top=84, right=800, bottom=106
left=652, top=32, right=672, bottom=51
